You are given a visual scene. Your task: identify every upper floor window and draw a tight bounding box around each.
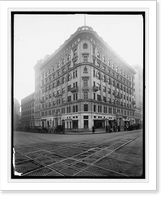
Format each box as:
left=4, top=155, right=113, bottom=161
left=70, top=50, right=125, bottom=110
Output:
left=84, top=104, right=88, bottom=111
left=83, top=55, right=88, bottom=62
left=83, top=43, right=88, bottom=49
left=93, top=46, right=95, bottom=55
left=97, top=52, right=100, bottom=59
left=57, top=62, right=60, bottom=69
left=84, top=92, right=88, bottom=99
left=67, top=54, right=71, bottom=61
left=73, top=48, right=77, bottom=57
left=83, top=79, right=88, bottom=87
left=73, top=70, right=77, bottom=78
left=62, top=58, right=65, bottom=65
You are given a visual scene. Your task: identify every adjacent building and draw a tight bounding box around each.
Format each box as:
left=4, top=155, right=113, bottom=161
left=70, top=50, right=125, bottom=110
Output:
left=21, top=92, right=35, bottom=127
left=34, top=26, right=136, bottom=130
left=13, top=98, right=20, bottom=129
left=133, top=65, right=143, bottom=123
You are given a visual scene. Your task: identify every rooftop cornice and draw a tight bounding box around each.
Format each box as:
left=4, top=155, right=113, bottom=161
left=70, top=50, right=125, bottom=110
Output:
left=34, top=25, right=136, bottom=74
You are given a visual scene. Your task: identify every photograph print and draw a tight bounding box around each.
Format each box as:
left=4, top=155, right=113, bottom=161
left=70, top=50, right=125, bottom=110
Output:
left=12, top=11, right=145, bottom=179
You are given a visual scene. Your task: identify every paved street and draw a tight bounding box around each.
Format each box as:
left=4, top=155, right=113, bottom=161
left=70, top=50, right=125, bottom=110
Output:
left=13, top=129, right=143, bottom=178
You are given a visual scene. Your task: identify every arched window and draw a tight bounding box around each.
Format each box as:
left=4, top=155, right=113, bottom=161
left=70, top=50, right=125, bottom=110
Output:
left=83, top=43, right=88, bottom=49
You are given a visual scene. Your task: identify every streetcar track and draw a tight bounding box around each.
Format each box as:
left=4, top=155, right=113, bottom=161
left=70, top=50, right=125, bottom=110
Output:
left=13, top=131, right=142, bottom=177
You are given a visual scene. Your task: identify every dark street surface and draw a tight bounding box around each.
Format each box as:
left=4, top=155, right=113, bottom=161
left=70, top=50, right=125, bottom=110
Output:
left=13, top=129, right=143, bottom=178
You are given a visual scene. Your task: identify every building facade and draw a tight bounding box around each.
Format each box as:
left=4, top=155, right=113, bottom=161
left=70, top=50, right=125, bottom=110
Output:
left=34, top=26, right=136, bottom=130
left=133, top=65, right=143, bottom=123
left=21, top=92, right=35, bottom=127
left=13, top=98, right=20, bottom=129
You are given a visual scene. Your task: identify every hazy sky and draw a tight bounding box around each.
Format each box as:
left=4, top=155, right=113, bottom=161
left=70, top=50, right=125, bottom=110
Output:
left=14, top=14, right=143, bottom=104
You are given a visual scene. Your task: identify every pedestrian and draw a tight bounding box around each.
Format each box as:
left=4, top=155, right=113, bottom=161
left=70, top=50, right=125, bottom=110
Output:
left=92, top=126, right=95, bottom=133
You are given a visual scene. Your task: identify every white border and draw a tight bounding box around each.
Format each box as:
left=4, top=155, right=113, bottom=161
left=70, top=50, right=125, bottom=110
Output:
left=0, top=1, right=156, bottom=191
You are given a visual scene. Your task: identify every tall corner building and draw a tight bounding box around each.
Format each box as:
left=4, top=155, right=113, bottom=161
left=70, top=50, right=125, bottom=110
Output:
left=34, top=26, right=136, bottom=130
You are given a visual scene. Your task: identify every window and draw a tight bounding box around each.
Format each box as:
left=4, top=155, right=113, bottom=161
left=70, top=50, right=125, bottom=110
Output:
left=83, top=43, right=88, bottom=49
left=84, top=92, right=88, bottom=99
left=73, top=48, right=77, bottom=57
left=83, top=55, right=88, bottom=62
left=113, top=108, right=116, bottom=114
left=61, top=108, right=65, bottom=114
left=68, top=85, right=71, bottom=91
left=98, top=105, right=102, bottom=112
left=93, top=69, right=95, bottom=77
left=67, top=73, right=72, bottom=81
left=73, top=82, right=78, bottom=88
left=67, top=96, right=71, bottom=102
left=62, top=77, right=65, bottom=84
left=104, top=106, right=107, bottom=113
left=97, top=52, right=100, bottom=59
left=75, top=105, right=78, bottom=112
left=109, top=107, right=112, bottom=114
left=53, top=101, right=56, bottom=106
left=62, top=88, right=65, bottom=94
left=62, top=97, right=65, bottom=104
left=67, top=106, right=71, bottom=113
left=94, top=105, right=96, bottom=112
left=103, top=96, right=106, bottom=102
left=62, top=58, right=65, bottom=65
left=57, top=62, right=60, bottom=69
left=97, top=83, right=101, bottom=90
left=57, top=79, right=60, bottom=86
left=97, top=94, right=101, bottom=101
left=73, top=105, right=78, bottom=113
left=73, top=93, right=78, bottom=101
left=84, top=104, right=88, bottom=111
left=84, top=116, right=88, bottom=119
left=93, top=93, right=96, bottom=100
left=83, top=79, right=88, bottom=87
left=103, top=86, right=106, bottom=92
left=93, top=58, right=95, bottom=65
left=73, top=105, right=75, bottom=113
left=73, top=60, right=77, bottom=67
left=93, top=46, right=95, bottom=55
left=57, top=90, right=60, bottom=95
left=67, top=54, right=71, bottom=61
left=62, top=67, right=65, bottom=74
left=73, top=70, right=77, bottom=78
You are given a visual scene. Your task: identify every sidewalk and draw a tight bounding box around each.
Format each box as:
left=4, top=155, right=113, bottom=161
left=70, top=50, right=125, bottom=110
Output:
left=64, top=129, right=106, bottom=135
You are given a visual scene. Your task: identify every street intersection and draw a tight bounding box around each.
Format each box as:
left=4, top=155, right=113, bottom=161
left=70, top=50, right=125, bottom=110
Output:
left=13, top=129, right=143, bottom=178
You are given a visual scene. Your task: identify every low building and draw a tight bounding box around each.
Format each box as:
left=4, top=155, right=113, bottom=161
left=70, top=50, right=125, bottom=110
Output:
left=13, top=98, right=20, bottom=130
left=21, top=92, right=35, bottom=127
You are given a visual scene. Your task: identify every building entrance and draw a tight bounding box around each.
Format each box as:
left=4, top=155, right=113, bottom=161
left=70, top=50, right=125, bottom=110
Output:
left=84, top=120, right=88, bottom=129
left=73, top=120, right=78, bottom=129
left=94, top=120, right=105, bottom=129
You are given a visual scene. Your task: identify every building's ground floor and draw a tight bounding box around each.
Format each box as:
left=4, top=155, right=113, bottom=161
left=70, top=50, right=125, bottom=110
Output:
left=36, top=113, right=135, bottom=131
left=21, top=120, right=35, bottom=127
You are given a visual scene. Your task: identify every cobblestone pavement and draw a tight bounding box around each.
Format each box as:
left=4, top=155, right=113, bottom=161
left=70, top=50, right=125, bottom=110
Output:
left=13, top=130, right=143, bottom=178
